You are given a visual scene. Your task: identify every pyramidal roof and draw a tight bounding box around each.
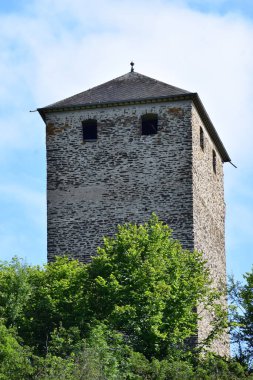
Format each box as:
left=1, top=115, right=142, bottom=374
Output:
left=42, top=71, right=190, bottom=109
left=38, top=71, right=230, bottom=163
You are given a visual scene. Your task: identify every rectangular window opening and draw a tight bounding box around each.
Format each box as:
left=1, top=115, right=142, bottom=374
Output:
left=212, top=150, right=217, bottom=174
left=200, top=127, right=204, bottom=150
left=141, top=114, right=158, bottom=135
left=82, top=119, right=97, bottom=141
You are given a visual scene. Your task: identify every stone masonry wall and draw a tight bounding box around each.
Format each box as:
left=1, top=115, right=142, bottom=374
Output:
left=45, top=101, right=193, bottom=262
left=191, top=105, right=229, bottom=356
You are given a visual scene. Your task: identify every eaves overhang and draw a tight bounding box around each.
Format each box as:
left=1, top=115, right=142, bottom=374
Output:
left=190, top=93, right=230, bottom=163
left=38, top=92, right=231, bottom=163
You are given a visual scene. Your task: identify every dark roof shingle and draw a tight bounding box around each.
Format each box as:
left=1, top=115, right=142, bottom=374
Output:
left=43, top=71, right=190, bottom=109
left=38, top=71, right=230, bottom=162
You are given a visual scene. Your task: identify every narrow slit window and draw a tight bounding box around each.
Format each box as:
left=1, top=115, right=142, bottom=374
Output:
left=200, top=127, right=204, bottom=150
left=82, top=119, right=97, bottom=141
left=141, top=114, right=158, bottom=135
left=212, top=150, right=216, bottom=174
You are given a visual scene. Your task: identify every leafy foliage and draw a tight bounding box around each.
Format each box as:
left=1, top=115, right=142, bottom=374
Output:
left=229, top=267, right=253, bottom=369
left=0, top=323, right=33, bottom=379
left=0, top=256, right=87, bottom=355
left=0, top=215, right=250, bottom=378
left=85, top=214, right=225, bottom=359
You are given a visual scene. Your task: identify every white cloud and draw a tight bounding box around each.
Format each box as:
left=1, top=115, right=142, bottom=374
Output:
left=0, top=0, right=253, bottom=272
left=0, top=183, right=44, bottom=206
left=1, top=0, right=253, bottom=165
left=0, top=183, right=46, bottom=227
left=0, top=182, right=47, bottom=263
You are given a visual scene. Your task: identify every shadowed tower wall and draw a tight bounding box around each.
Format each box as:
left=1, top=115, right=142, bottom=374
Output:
left=192, top=105, right=229, bottom=356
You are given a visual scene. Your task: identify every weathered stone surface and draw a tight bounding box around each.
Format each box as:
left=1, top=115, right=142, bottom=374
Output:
left=46, top=101, right=193, bottom=261
left=44, top=95, right=229, bottom=355
left=192, top=106, right=229, bottom=356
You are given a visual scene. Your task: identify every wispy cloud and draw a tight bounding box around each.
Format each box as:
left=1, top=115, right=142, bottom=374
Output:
left=0, top=183, right=46, bottom=227
left=1, top=0, right=253, bottom=164
left=0, top=183, right=44, bottom=207
left=0, top=0, right=252, bottom=273
left=0, top=182, right=46, bottom=264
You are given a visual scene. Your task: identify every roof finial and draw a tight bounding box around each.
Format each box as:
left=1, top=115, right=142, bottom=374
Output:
left=130, top=61, right=134, bottom=72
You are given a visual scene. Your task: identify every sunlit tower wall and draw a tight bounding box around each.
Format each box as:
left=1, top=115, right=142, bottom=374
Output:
left=38, top=68, right=231, bottom=355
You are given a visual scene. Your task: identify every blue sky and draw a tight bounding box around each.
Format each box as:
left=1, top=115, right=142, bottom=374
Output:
left=0, top=0, right=252, bottom=281
left=186, top=0, right=253, bottom=18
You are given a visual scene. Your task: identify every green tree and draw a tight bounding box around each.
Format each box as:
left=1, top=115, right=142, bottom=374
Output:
left=0, top=257, right=88, bottom=355
left=22, top=257, right=87, bottom=355
left=0, top=215, right=232, bottom=378
left=0, top=322, right=33, bottom=379
left=0, top=257, right=32, bottom=327
left=229, top=267, right=253, bottom=369
left=84, top=214, right=227, bottom=360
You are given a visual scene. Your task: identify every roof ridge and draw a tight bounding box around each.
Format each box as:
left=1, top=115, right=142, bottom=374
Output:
left=43, top=71, right=190, bottom=109
left=37, top=71, right=230, bottom=163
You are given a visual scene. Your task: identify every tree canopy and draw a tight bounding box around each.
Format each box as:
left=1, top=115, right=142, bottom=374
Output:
left=229, top=267, right=253, bottom=370
left=84, top=214, right=226, bottom=359
left=0, top=214, right=250, bottom=379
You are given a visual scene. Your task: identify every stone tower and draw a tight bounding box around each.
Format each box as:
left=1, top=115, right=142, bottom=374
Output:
left=38, top=67, right=230, bottom=355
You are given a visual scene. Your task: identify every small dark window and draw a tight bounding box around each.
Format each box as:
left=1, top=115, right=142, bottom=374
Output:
left=212, top=150, right=216, bottom=173
left=141, top=114, right=158, bottom=135
left=82, top=119, right=97, bottom=140
left=200, top=127, right=204, bottom=150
